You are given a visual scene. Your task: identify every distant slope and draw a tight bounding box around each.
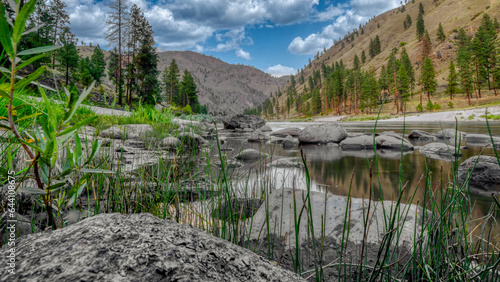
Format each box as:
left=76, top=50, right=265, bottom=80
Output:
left=78, top=47, right=288, bottom=114
left=275, top=0, right=500, bottom=116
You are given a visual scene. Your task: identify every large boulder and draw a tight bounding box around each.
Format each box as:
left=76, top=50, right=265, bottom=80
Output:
left=247, top=189, right=423, bottom=248
left=340, top=135, right=376, bottom=150
left=434, top=129, right=465, bottom=140
left=375, top=135, right=413, bottom=151
left=419, top=142, right=462, bottom=161
left=247, top=129, right=270, bottom=143
left=0, top=213, right=303, bottom=281
left=298, top=123, right=348, bottom=144
left=161, top=137, right=181, bottom=149
left=270, top=127, right=301, bottom=138
left=458, top=156, right=500, bottom=196
left=465, top=134, right=500, bottom=146
left=235, top=149, right=268, bottom=161
left=281, top=135, right=299, bottom=148
left=222, top=114, right=265, bottom=130
left=260, top=125, right=273, bottom=132
left=122, top=124, right=154, bottom=137
left=408, top=130, right=436, bottom=141
left=99, top=126, right=125, bottom=139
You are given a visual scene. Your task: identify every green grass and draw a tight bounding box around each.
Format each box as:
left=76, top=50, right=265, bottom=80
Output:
left=341, top=115, right=392, bottom=121
left=481, top=114, right=500, bottom=120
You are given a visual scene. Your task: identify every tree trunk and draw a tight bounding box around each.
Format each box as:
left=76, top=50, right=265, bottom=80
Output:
left=393, top=70, right=399, bottom=114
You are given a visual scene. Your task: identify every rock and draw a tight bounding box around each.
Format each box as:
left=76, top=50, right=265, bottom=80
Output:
left=122, top=124, right=154, bottom=137
left=465, top=134, right=500, bottom=146
left=340, top=135, right=375, bottom=150
left=214, top=159, right=243, bottom=169
left=243, top=128, right=255, bottom=132
left=222, top=114, right=266, bottom=130
left=270, top=127, right=301, bottom=138
left=419, top=142, right=462, bottom=161
left=434, top=129, right=465, bottom=140
left=178, top=132, right=206, bottom=148
left=80, top=126, right=97, bottom=137
left=0, top=213, right=304, bottom=281
left=347, top=132, right=364, bottom=138
left=408, top=130, right=436, bottom=141
left=281, top=135, right=299, bottom=148
left=458, top=156, right=500, bottom=196
left=0, top=179, right=42, bottom=214
left=99, top=126, right=125, bottom=139
left=269, top=136, right=285, bottom=144
left=247, top=189, right=423, bottom=248
left=298, top=123, right=348, bottom=144
left=173, top=118, right=201, bottom=127
left=375, top=135, right=413, bottom=151
left=343, top=150, right=375, bottom=158
left=235, top=149, right=268, bottom=161
left=247, top=129, right=270, bottom=142
left=260, top=125, right=272, bottom=132
left=268, top=157, right=304, bottom=168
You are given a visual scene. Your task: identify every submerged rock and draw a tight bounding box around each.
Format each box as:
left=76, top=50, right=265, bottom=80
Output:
left=235, top=149, right=268, bottom=161
left=298, top=123, right=348, bottom=144
left=247, top=129, right=270, bottom=142
left=0, top=213, right=304, bottom=281
left=419, top=142, right=462, bottom=161
left=222, top=114, right=266, bottom=130
left=458, top=156, right=500, bottom=196
left=281, top=135, right=299, bottom=148
left=434, top=129, right=465, bottom=140
left=268, top=157, right=305, bottom=168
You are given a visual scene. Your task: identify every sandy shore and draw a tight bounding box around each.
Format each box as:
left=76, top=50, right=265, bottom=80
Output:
left=314, top=106, right=500, bottom=122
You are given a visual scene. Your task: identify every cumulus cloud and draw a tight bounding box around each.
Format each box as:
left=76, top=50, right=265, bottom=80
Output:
left=235, top=49, right=251, bottom=60
left=266, top=64, right=296, bottom=77
left=287, top=0, right=400, bottom=55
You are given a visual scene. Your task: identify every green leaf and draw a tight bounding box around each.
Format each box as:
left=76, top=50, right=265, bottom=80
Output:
left=17, top=45, right=61, bottom=56
left=15, top=52, right=51, bottom=71
left=17, top=186, right=46, bottom=195
left=14, top=66, right=46, bottom=90
left=46, top=181, right=66, bottom=191
left=67, top=174, right=90, bottom=207
left=12, top=0, right=36, bottom=44
left=0, top=3, right=14, bottom=57
left=74, top=133, right=82, bottom=166
left=14, top=112, right=41, bottom=123
left=0, top=122, right=11, bottom=131
left=57, top=116, right=97, bottom=137
left=0, top=89, right=9, bottom=99
left=64, top=81, right=95, bottom=124
left=84, top=139, right=102, bottom=166
left=80, top=168, right=115, bottom=174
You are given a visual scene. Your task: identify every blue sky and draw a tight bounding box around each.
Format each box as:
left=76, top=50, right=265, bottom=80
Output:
left=65, top=0, right=401, bottom=76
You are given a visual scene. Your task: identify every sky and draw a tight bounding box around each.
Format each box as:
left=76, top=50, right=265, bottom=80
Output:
left=65, top=0, right=401, bottom=77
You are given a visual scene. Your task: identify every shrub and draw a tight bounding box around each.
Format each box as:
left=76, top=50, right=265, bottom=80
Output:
left=447, top=101, right=454, bottom=109
left=416, top=103, right=424, bottom=112
left=433, top=103, right=441, bottom=110
left=426, top=101, right=434, bottom=111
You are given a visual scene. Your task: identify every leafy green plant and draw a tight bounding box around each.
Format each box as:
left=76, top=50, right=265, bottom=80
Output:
left=433, top=102, right=441, bottom=110
left=0, top=0, right=109, bottom=229
left=416, top=103, right=423, bottom=112
left=426, top=100, right=434, bottom=111
left=447, top=101, right=454, bottom=108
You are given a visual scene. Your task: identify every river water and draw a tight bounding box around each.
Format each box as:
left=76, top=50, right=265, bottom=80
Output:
left=215, top=120, right=500, bottom=231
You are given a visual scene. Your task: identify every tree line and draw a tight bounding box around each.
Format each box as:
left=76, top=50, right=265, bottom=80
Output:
left=0, top=0, right=205, bottom=112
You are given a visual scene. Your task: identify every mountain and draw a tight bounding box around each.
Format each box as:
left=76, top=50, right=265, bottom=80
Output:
left=78, top=47, right=288, bottom=114
left=273, top=0, right=500, bottom=117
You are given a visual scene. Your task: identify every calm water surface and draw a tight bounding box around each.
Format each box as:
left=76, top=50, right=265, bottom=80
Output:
left=215, top=120, right=500, bottom=231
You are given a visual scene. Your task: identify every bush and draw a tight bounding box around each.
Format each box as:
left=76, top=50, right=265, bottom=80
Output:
left=416, top=103, right=424, bottom=112
left=433, top=103, right=441, bottom=110
left=447, top=101, right=454, bottom=109
left=426, top=101, right=434, bottom=112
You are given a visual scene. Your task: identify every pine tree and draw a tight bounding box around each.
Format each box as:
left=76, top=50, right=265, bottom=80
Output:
left=135, top=41, right=161, bottom=104
left=436, top=23, right=446, bottom=42
left=404, top=14, right=412, bottom=30
left=56, top=27, right=79, bottom=85
left=446, top=60, right=458, bottom=100
left=398, top=64, right=410, bottom=112
left=421, top=30, right=432, bottom=62
left=421, top=56, right=437, bottom=102
left=90, top=45, right=106, bottom=84
left=106, top=0, right=129, bottom=105
left=50, top=0, right=70, bottom=68
left=456, top=29, right=473, bottom=106
left=108, top=48, right=121, bottom=94
left=179, top=70, right=199, bottom=110
left=163, top=60, right=180, bottom=105
left=78, top=57, right=93, bottom=87
left=353, top=55, right=360, bottom=71
left=400, top=47, right=415, bottom=95
left=418, top=2, right=425, bottom=15
left=416, top=14, right=425, bottom=40
left=361, top=50, right=366, bottom=64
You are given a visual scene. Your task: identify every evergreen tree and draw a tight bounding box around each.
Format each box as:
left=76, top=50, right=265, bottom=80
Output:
left=400, top=47, right=415, bottom=94
left=436, top=23, right=446, bottom=42
left=416, top=13, right=425, bottom=40
left=90, top=45, right=106, bottom=84
left=361, top=50, right=366, bottom=64
left=418, top=2, right=425, bottom=15
left=106, top=0, right=129, bottom=105
left=404, top=14, right=412, bottom=30
left=446, top=60, right=458, bottom=100
left=179, top=70, right=199, bottom=110
left=397, top=63, right=410, bottom=112
left=78, top=57, right=93, bottom=87
left=50, top=0, right=70, bottom=68
left=421, top=56, right=437, bottom=102
left=56, top=27, right=79, bottom=85
left=163, top=60, right=180, bottom=105
left=108, top=48, right=121, bottom=95
left=457, top=38, right=473, bottom=105
left=134, top=41, right=161, bottom=105
left=311, top=89, right=322, bottom=114
left=421, top=30, right=432, bottom=62
left=353, top=55, right=360, bottom=71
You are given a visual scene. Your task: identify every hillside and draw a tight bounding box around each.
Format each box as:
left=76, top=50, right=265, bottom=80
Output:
left=272, top=0, right=500, bottom=118
left=78, top=47, right=288, bottom=114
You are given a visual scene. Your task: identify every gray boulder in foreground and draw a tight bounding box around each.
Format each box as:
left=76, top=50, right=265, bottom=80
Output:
left=375, top=135, right=414, bottom=151
left=435, top=129, right=465, bottom=140
left=122, top=124, right=154, bottom=137
left=0, top=213, right=303, bottom=281
left=340, top=135, right=375, bottom=150
left=223, top=114, right=265, bottom=130
left=260, top=125, right=273, bottom=132
left=298, top=123, right=347, bottom=144
left=281, top=135, right=299, bottom=148
left=458, top=156, right=500, bottom=196
left=419, top=142, right=462, bottom=160
left=270, top=127, right=301, bottom=138
left=408, top=130, right=436, bottom=141
left=99, top=126, right=125, bottom=139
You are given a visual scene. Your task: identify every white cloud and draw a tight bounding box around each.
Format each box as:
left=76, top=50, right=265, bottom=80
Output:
left=266, top=64, right=296, bottom=77
left=287, top=0, right=399, bottom=55
left=235, top=49, right=251, bottom=60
